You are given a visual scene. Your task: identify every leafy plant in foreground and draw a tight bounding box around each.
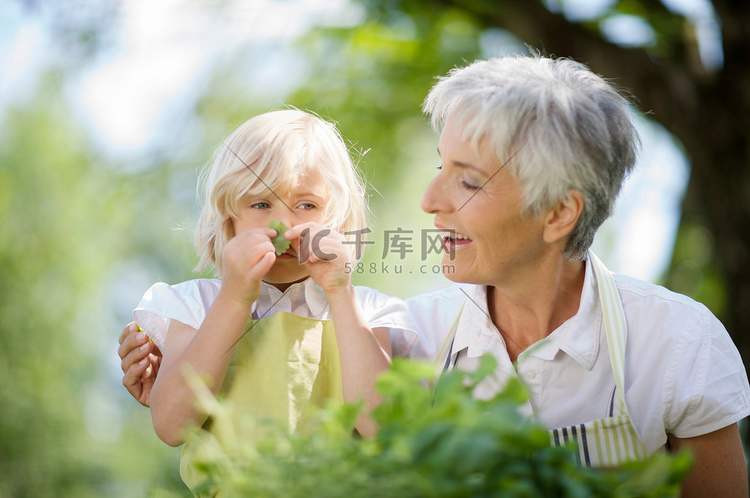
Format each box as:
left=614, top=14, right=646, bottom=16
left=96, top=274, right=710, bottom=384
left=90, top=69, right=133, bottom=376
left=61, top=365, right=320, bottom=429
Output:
left=186, top=355, right=692, bottom=497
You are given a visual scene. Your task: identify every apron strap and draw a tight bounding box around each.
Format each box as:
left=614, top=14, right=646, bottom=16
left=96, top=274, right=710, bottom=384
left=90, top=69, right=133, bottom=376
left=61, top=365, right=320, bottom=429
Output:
left=588, top=251, right=629, bottom=416
left=429, top=300, right=466, bottom=394
left=547, top=253, right=648, bottom=466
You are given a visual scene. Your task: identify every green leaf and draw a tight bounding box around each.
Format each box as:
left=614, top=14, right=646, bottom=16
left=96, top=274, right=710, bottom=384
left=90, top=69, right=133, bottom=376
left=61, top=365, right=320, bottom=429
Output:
left=268, top=220, right=291, bottom=255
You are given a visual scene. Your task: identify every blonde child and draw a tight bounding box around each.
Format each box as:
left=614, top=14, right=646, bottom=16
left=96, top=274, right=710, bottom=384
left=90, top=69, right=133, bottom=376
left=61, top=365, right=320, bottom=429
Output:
left=131, top=110, right=417, bottom=492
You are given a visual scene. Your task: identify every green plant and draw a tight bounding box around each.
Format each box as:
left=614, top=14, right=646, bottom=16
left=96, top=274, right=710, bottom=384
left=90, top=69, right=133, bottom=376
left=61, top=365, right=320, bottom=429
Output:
left=187, top=355, right=692, bottom=497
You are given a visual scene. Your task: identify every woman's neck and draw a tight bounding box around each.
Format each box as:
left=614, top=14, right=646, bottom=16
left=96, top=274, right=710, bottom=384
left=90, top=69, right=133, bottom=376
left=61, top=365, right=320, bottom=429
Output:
left=487, top=255, right=585, bottom=361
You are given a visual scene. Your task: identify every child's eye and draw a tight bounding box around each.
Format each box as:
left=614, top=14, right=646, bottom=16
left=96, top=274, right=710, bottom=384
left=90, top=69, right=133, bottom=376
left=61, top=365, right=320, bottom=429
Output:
left=251, top=201, right=271, bottom=209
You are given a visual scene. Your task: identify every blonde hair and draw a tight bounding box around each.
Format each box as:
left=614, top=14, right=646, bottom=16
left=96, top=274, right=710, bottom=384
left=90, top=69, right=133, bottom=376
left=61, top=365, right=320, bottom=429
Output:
left=194, top=109, right=368, bottom=276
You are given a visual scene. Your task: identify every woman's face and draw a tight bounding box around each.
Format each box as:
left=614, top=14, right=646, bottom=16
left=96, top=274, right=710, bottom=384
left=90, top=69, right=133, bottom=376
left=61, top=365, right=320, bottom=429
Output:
left=420, top=113, right=547, bottom=287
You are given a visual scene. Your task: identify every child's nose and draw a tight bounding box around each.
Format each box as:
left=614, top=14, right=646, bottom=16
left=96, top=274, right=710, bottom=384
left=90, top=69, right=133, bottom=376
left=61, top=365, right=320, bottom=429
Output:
left=274, top=209, right=297, bottom=230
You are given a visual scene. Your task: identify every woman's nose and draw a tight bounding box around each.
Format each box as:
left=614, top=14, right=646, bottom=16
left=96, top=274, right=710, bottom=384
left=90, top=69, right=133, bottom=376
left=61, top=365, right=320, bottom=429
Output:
left=420, top=174, right=452, bottom=215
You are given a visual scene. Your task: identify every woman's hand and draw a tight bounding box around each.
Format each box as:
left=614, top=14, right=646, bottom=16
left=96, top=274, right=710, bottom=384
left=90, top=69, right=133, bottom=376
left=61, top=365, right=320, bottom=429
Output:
left=220, top=227, right=277, bottom=306
left=287, top=222, right=352, bottom=295
left=118, top=321, right=161, bottom=407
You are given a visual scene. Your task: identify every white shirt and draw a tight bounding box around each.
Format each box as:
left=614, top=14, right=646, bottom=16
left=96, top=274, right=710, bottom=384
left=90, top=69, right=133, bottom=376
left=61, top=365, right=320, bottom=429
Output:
left=406, top=259, right=750, bottom=455
left=134, top=278, right=419, bottom=357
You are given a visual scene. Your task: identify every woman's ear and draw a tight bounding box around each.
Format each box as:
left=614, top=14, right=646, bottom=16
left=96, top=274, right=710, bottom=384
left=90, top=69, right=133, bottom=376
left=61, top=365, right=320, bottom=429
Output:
left=542, top=190, right=584, bottom=245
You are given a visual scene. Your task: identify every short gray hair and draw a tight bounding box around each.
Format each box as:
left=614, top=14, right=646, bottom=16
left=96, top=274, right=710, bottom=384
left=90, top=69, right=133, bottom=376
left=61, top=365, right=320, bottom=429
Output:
left=423, top=55, right=640, bottom=260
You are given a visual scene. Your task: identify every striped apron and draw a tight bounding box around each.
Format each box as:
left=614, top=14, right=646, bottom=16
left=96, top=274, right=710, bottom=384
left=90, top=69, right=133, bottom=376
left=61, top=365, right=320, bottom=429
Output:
left=433, top=252, right=647, bottom=468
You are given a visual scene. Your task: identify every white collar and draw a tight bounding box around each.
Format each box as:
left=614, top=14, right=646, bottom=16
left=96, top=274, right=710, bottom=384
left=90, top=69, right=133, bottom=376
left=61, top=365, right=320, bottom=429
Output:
left=253, top=278, right=328, bottom=318
left=546, top=256, right=601, bottom=370
left=451, top=256, right=602, bottom=370
left=451, top=284, right=493, bottom=358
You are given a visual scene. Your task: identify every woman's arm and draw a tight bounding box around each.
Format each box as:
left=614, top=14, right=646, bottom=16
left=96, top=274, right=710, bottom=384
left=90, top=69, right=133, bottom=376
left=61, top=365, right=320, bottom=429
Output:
left=667, top=424, right=748, bottom=498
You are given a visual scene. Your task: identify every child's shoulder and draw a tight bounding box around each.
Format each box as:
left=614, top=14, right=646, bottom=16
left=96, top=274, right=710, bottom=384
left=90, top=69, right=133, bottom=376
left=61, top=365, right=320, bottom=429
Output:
left=351, top=284, right=405, bottom=304
left=134, top=279, right=221, bottom=353
left=351, top=285, right=412, bottom=315
left=351, top=285, right=419, bottom=356
left=170, top=278, right=222, bottom=298
left=140, top=278, right=222, bottom=313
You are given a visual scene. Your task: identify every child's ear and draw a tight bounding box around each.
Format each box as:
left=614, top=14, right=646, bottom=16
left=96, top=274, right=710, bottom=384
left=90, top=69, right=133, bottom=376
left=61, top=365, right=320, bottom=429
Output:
left=542, top=190, right=584, bottom=245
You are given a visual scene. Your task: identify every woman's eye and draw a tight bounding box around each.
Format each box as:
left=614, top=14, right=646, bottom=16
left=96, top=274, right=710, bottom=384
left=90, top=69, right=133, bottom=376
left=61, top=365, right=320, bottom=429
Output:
left=299, top=203, right=317, bottom=210
left=251, top=201, right=270, bottom=209
left=461, top=180, right=480, bottom=190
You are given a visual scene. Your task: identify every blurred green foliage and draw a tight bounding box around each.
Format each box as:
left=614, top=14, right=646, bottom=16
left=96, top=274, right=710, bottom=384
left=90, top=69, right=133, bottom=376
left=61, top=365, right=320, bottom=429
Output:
left=287, top=7, right=483, bottom=192
left=0, top=0, right=736, bottom=495
left=0, top=72, right=194, bottom=496
left=664, top=219, right=727, bottom=316
left=182, top=356, right=692, bottom=497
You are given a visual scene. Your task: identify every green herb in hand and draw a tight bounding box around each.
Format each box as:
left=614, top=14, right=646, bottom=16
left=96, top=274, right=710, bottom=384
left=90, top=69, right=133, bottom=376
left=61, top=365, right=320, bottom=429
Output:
left=268, top=220, right=291, bottom=255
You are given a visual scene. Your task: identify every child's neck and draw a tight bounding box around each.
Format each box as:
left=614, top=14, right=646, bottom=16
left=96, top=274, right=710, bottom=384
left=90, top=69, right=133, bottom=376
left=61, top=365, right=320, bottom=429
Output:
left=264, top=276, right=309, bottom=293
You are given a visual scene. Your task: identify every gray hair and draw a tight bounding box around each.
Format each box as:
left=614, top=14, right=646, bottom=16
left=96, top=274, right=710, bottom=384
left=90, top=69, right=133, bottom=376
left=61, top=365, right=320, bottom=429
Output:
left=423, top=55, right=640, bottom=260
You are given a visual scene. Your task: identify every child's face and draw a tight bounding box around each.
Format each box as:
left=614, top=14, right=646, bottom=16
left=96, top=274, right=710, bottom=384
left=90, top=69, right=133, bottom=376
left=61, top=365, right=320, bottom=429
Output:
left=232, top=172, right=329, bottom=286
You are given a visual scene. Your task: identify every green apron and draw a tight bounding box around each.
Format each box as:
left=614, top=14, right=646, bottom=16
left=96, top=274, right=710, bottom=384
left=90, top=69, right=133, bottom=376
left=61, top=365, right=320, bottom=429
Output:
left=433, top=252, right=647, bottom=467
left=180, top=311, right=343, bottom=495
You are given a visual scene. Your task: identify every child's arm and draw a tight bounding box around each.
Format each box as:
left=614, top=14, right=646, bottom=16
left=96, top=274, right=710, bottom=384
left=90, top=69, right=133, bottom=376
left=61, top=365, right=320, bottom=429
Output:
left=149, top=227, right=277, bottom=446
left=288, top=223, right=391, bottom=438
left=327, top=288, right=392, bottom=437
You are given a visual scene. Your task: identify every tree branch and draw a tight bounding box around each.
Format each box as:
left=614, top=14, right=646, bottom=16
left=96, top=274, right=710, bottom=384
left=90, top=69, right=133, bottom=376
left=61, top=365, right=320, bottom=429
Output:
left=435, top=0, right=702, bottom=130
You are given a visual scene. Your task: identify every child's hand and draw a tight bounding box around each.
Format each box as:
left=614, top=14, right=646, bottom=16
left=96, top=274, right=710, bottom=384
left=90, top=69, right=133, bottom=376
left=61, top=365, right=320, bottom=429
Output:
left=221, top=227, right=277, bottom=306
left=287, top=222, right=352, bottom=294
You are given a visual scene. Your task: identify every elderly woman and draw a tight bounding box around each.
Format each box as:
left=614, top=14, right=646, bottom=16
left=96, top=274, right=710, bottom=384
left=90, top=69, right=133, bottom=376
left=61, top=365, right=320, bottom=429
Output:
left=120, top=56, right=750, bottom=496
left=407, top=56, right=749, bottom=496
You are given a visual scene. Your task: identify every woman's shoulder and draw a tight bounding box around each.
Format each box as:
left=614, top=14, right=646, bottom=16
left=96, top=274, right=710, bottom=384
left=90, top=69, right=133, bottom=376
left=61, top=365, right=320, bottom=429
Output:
left=613, top=274, right=750, bottom=440
left=613, top=273, right=717, bottom=334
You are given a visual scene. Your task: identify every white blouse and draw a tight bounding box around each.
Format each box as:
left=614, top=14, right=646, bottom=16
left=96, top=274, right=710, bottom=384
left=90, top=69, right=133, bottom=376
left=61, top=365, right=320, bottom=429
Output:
left=134, top=278, right=419, bottom=358
left=406, top=258, right=750, bottom=455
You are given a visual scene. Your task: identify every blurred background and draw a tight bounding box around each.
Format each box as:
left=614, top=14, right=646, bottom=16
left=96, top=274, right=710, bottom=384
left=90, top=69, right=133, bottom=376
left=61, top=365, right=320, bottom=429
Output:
left=1, top=0, right=748, bottom=495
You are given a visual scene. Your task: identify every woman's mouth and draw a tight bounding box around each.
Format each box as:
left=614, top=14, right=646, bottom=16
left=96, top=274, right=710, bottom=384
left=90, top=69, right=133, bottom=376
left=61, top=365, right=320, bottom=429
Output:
left=442, top=231, right=472, bottom=252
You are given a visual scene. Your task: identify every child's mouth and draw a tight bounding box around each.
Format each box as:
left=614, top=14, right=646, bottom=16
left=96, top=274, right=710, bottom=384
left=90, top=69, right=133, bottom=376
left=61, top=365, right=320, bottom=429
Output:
left=277, top=249, right=297, bottom=260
